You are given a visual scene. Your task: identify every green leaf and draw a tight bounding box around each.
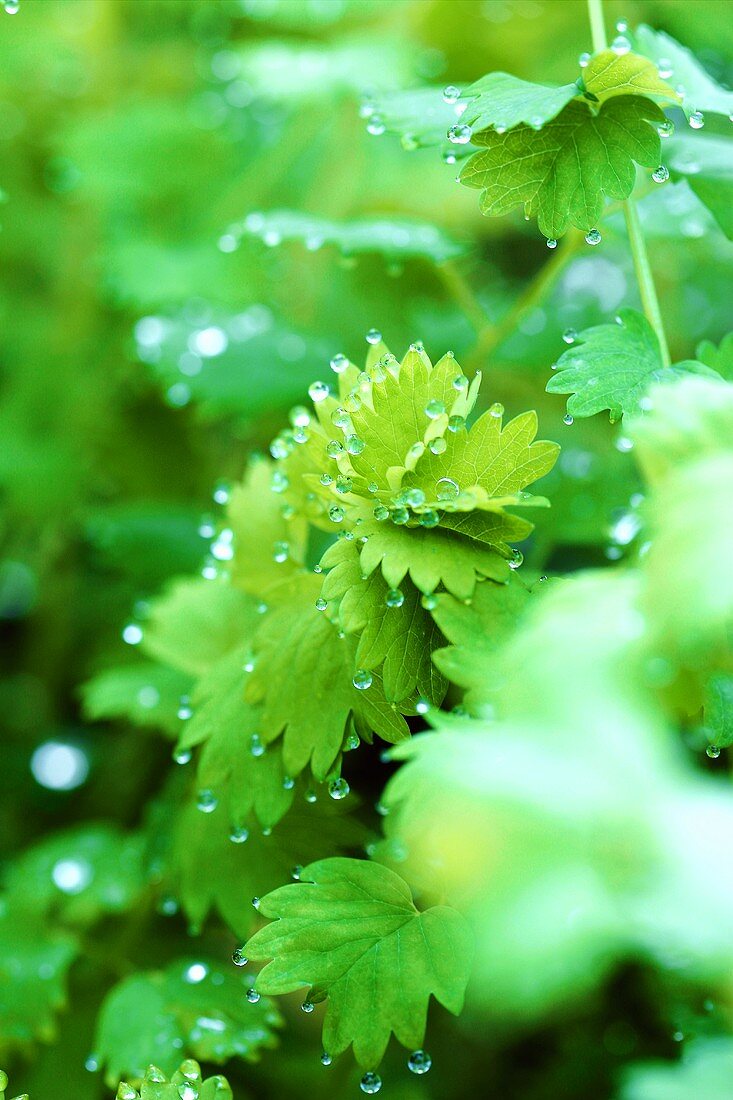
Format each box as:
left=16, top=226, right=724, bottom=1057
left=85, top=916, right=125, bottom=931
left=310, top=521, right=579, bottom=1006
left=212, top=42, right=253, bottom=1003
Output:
left=704, top=673, right=733, bottom=750
left=546, top=309, right=720, bottom=421
left=320, top=540, right=447, bottom=703
left=696, top=332, right=733, bottom=380
left=459, top=73, right=578, bottom=134
left=141, top=579, right=259, bottom=678
left=666, top=134, right=733, bottom=240
left=431, top=576, right=532, bottom=711
left=166, top=795, right=366, bottom=940
left=245, top=857, right=473, bottom=1067
left=81, top=662, right=192, bottom=737
left=460, top=96, right=664, bottom=239
left=0, top=909, right=77, bottom=1048
left=581, top=49, right=680, bottom=106
left=95, top=959, right=281, bottom=1084
left=3, top=825, right=146, bottom=928
left=113, top=1061, right=233, bottom=1100
left=361, top=86, right=462, bottom=152
left=634, top=25, right=733, bottom=118
left=245, top=574, right=409, bottom=778
left=237, top=210, right=465, bottom=265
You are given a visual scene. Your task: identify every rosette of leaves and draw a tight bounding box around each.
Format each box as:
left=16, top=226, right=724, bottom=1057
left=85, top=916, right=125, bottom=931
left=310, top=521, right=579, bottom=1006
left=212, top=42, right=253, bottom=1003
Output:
left=113, top=1060, right=233, bottom=1100
left=266, top=340, right=558, bottom=712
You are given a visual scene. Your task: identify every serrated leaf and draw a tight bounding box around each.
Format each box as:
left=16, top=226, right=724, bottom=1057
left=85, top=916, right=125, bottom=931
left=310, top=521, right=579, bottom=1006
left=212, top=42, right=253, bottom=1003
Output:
left=95, top=958, right=281, bottom=1085
left=666, top=133, right=733, bottom=240
left=166, top=792, right=365, bottom=939
left=546, top=309, right=720, bottom=420
left=459, top=72, right=578, bottom=134
left=81, top=662, right=192, bottom=737
left=581, top=49, right=681, bottom=106
left=460, top=96, right=664, bottom=239
left=141, top=579, right=259, bottom=678
left=245, top=857, right=473, bottom=1067
left=245, top=574, right=409, bottom=778
left=431, top=576, right=532, bottom=711
left=238, top=210, right=465, bottom=264
left=634, top=25, right=733, bottom=118
left=3, top=825, right=146, bottom=927
left=704, top=673, right=733, bottom=750
left=115, top=1061, right=233, bottom=1100
left=0, top=909, right=77, bottom=1049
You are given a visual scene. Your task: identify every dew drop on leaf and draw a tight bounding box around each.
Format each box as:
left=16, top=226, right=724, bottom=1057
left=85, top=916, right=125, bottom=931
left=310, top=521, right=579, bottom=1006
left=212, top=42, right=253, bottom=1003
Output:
left=352, top=669, right=373, bottom=691
left=651, top=165, right=669, bottom=183
left=329, top=777, right=350, bottom=800
left=360, top=1072, right=382, bottom=1095
left=689, top=111, right=705, bottom=129
left=196, top=789, right=218, bottom=813
left=585, top=228, right=602, bottom=246
left=232, top=948, right=248, bottom=966
left=436, top=477, right=459, bottom=501
left=321, top=1052, right=332, bottom=1066
left=408, top=1049, right=432, bottom=1074
left=365, top=328, right=382, bottom=345
left=246, top=987, right=261, bottom=1003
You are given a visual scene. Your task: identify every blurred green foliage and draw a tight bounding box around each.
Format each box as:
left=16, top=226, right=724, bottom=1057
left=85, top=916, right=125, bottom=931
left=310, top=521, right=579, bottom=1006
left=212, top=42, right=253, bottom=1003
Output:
left=1, top=1, right=732, bottom=1099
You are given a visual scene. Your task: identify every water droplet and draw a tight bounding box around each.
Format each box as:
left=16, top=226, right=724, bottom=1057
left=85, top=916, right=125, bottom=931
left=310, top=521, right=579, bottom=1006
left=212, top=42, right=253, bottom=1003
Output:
left=250, top=733, right=266, bottom=757
left=366, top=115, right=385, bottom=136
left=331, top=407, right=350, bottom=430
left=321, top=1052, right=333, bottom=1066
left=408, top=1050, right=432, bottom=1075
left=448, top=414, right=465, bottom=433
left=706, top=745, right=721, bottom=759
left=416, top=698, right=430, bottom=715
left=562, top=328, right=577, bottom=344
left=271, top=470, right=289, bottom=493
left=4, top=0, right=20, bottom=12
left=385, top=588, right=404, bottom=608
left=301, top=1000, right=315, bottom=1013
left=442, top=84, right=460, bottom=103
left=315, top=597, right=328, bottom=612
left=509, top=548, right=524, bottom=570
left=373, top=504, right=390, bottom=521
left=122, top=623, right=143, bottom=646
left=611, top=34, right=631, bottom=55
left=329, top=777, right=350, bottom=800
left=546, top=238, right=558, bottom=249
left=196, top=789, right=218, bottom=813
left=328, top=504, right=346, bottom=525
left=657, top=57, right=673, bottom=79
left=436, top=477, right=459, bottom=501
left=489, top=402, right=504, bottom=418
left=353, top=669, right=373, bottom=691
left=658, top=119, right=675, bottom=139
left=246, top=986, right=261, bottom=1003
left=425, top=399, right=446, bottom=419
left=360, top=1072, right=382, bottom=1095
left=365, top=328, right=382, bottom=345
left=346, top=435, right=366, bottom=455
left=422, top=593, right=438, bottom=610
left=330, top=353, right=348, bottom=374
left=232, top=948, right=248, bottom=966
left=304, top=788, right=317, bottom=803
left=145, top=1067, right=166, bottom=1083
left=429, top=437, right=447, bottom=455
left=391, top=505, right=409, bottom=524
left=118, top=1086, right=138, bottom=1100
left=585, top=228, right=602, bottom=246
left=578, top=51, right=590, bottom=68
left=452, top=373, right=468, bottom=391
left=177, top=699, right=193, bottom=720
left=335, top=475, right=353, bottom=494
left=185, top=962, right=209, bottom=984
left=283, top=775, right=295, bottom=789
left=230, top=826, right=249, bottom=844
left=252, top=896, right=261, bottom=910
left=448, top=123, right=472, bottom=145
left=689, top=110, right=704, bottom=129
left=273, top=540, right=289, bottom=563
left=652, top=165, right=669, bottom=183
left=308, top=380, right=330, bottom=403
left=291, top=865, right=303, bottom=881
left=563, top=413, right=574, bottom=426
left=84, top=1055, right=100, bottom=1073
left=326, top=439, right=344, bottom=459
left=419, top=509, right=439, bottom=528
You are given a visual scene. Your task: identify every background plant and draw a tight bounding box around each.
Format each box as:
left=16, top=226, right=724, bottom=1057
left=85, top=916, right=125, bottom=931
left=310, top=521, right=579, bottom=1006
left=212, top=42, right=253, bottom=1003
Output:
left=1, top=1, right=732, bottom=1099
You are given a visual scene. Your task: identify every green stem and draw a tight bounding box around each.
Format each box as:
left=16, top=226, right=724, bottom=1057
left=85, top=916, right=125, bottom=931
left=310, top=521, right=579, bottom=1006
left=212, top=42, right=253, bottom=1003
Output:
left=437, top=259, right=492, bottom=335
left=586, top=0, right=671, bottom=367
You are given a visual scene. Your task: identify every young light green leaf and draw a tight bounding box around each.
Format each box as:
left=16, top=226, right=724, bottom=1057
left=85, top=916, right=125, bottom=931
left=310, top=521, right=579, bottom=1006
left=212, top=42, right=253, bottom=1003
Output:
left=95, top=958, right=281, bottom=1084
left=245, top=574, right=409, bottom=778
left=634, top=25, right=733, bottom=118
left=237, top=210, right=465, bottom=264
left=245, top=858, right=473, bottom=1068
left=704, top=673, right=733, bottom=750
left=459, top=72, right=578, bottom=134
left=81, top=662, right=192, bottom=737
left=581, top=49, right=680, bottom=105
left=666, top=134, right=733, bottom=240
left=362, top=86, right=462, bottom=152
left=114, top=1062, right=234, bottom=1100
left=460, top=96, right=664, bottom=239
left=546, top=309, right=720, bottom=421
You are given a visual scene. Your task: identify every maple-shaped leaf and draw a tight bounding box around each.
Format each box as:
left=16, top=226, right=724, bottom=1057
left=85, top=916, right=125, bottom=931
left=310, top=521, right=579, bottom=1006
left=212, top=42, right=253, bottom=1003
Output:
left=112, top=1061, right=234, bottom=1100
left=165, top=794, right=365, bottom=940
left=634, top=24, right=733, bottom=118
left=320, top=540, right=447, bottom=703
left=245, top=573, right=409, bottom=778
left=666, top=134, right=733, bottom=241
left=580, top=49, right=680, bottom=106
left=95, top=961, right=281, bottom=1084
left=244, top=858, right=473, bottom=1068
left=460, top=96, right=664, bottom=239
left=546, top=309, right=721, bottom=420
left=431, top=576, right=533, bottom=711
